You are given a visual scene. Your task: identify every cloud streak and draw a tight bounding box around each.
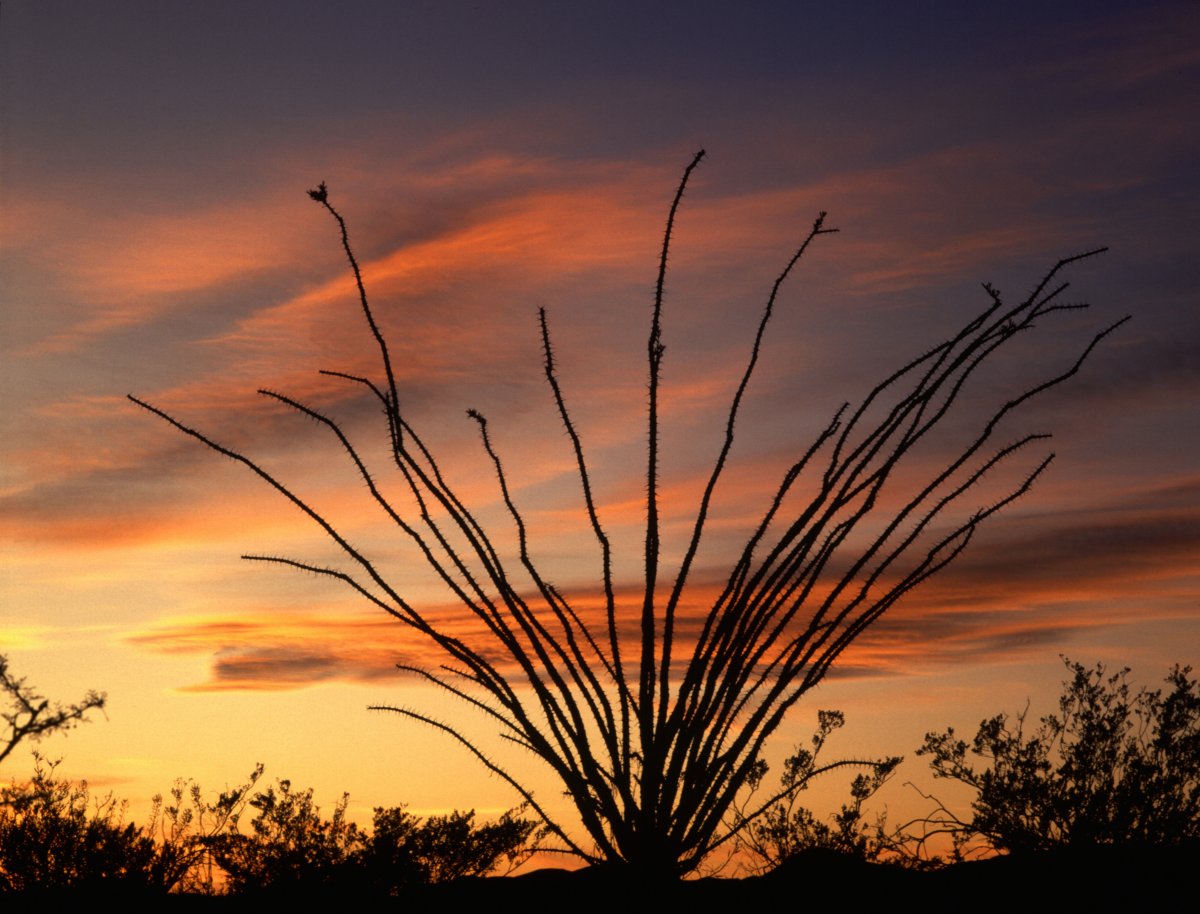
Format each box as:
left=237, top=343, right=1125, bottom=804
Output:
left=124, top=468, right=1199, bottom=692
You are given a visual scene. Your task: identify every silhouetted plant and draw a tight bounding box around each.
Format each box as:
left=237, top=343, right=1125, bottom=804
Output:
left=1, top=654, right=106, bottom=767
left=209, top=776, right=364, bottom=894
left=0, top=755, right=537, bottom=895
left=144, top=763, right=264, bottom=893
left=730, top=710, right=901, bottom=873
left=130, top=151, right=1125, bottom=877
left=207, top=775, right=540, bottom=895
left=0, top=754, right=158, bottom=893
left=362, top=803, right=542, bottom=893
left=358, top=805, right=424, bottom=890
left=914, top=658, right=1200, bottom=857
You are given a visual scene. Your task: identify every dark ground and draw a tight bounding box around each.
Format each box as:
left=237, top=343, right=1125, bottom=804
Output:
left=3, top=846, right=1195, bottom=912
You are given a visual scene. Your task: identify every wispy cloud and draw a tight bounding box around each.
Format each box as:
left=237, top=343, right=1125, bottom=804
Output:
left=122, top=468, right=1199, bottom=692
left=127, top=606, right=520, bottom=692
left=13, top=190, right=328, bottom=356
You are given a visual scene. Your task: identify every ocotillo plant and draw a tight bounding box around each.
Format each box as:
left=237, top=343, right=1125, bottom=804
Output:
left=131, top=151, right=1126, bottom=877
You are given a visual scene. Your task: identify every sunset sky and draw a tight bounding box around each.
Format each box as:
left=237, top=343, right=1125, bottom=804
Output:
left=2, top=1, right=1198, bottom=849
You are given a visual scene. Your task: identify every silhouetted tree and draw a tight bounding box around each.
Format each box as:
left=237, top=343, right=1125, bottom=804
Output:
left=914, top=659, right=1200, bottom=857
left=0, top=655, right=106, bottom=767
left=131, top=152, right=1125, bottom=877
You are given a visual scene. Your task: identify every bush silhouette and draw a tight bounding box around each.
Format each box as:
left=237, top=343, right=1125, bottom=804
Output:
left=731, top=710, right=901, bottom=872
left=131, top=153, right=1125, bottom=877
left=362, top=804, right=541, bottom=892
left=916, top=658, right=1200, bottom=856
left=0, top=754, right=539, bottom=896
left=0, top=755, right=158, bottom=893
left=209, top=777, right=364, bottom=894
left=143, top=764, right=264, bottom=894
left=209, top=775, right=540, bottom=896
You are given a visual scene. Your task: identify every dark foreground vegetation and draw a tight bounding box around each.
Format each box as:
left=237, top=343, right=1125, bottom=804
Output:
left=3, top=846, right=1195, bottom=911
left=427, top=844, right=1196, bottom=912
left=3, top=659, right=1196, bottom=908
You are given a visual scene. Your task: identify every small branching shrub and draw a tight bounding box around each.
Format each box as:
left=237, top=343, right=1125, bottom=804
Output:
left=914, top=658, right=1200, bottom=857
left=144, top=764, right=264, bottom=893
left=209, top=776, right=542, bottom=895
left=1, top=758, right=539, bottom=895
left=0, top=754, right=157, bottom=893
left=363, top=803, right=542, bottom=893
left=209, top=777, right=364, bottom=894
left=730, top=710, right=901, bottom=873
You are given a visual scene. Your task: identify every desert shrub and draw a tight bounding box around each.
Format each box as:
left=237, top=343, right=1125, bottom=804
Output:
left=209, top=777, right=364, bottom=894
left=143, top=764, right=264, bottom=893
left=209, top=776, right=541, bottom=895
left=916, top=658, right=1200, bottom=856
left=731, top=710, right=901, bottom=872
left=362, top=803, right=542, bottom=893
left=0, top=755, right=158, bottom=893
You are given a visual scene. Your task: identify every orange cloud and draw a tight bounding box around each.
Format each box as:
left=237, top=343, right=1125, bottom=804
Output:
left=19, top=191, right=328, bottom=356
left=122, top=463, right=1199, bottom=694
